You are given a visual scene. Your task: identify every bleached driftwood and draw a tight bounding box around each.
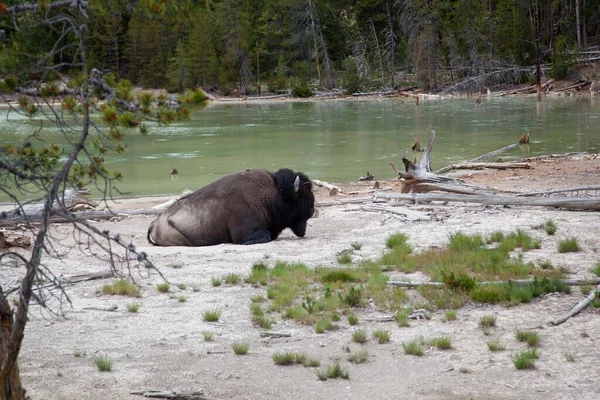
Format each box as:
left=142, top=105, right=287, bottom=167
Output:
left=1, top=188, right=97, bottom=221
left=360, top=205, right=431, bottom=221
left=130, top=389, right=209, bottom=399
left=0, top=209, right=161, bottom=227
left=259, top=332, right=292, bottom=338
left=435, top=162, right=530, bottom=175
left=548, top=285, right=600, bottom=326
left=517, top=185, right=600, bottom=197
left=375, top=192, right=600, bottom=210
left=313, top=179, right=343, bottom=196
left=388, top=278, right=600, bottom=289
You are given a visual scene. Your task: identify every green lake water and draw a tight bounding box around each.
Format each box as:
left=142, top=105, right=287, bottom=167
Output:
left=1, top=96, right=599, bottom=201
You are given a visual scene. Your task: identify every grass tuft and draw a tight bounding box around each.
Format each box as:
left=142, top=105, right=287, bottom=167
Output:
left=558, top=238, right=580, bottom=253
left=479, top=315, right=496, bottom=328
left=73, top=349, right=86, bottom=358
left=402, top=340, right=424, bottom=356
left=386, top=232, right=410, bottom=249
left=93, top=354, right=113, bottom=372
left=314, top=318, right=333, bottom=334
left=372, top=330, right=391, bottom=344
left=515, top=330, right=540, bottom=347
left=563, top=352, right=576, bottom=362
left=351, top=242, right=363, bottom=250
left=432, top=335, right=452, bottom=350
left=486, top=338, right=506, bottom=351
left=102, top=279, right=141, bottom=297
left=126, top=302, right=140, bottom=313
left=202, top=309, right=222, bottom=322
left=394, top=310, right=410, bottom=327
left=203, top=331, right=214, bottom=341
left=316, top=362, right=349, bottom=381
left=224, top=273, right=241, bottom=285
left=211, top=276, right=222, bottom=287
left=347, top=314, right=359, bottom=326
left=444, top=310, right=457, bottom=321
left=513, top=348, right=539, bottom=369
left=231, top=341, right=249, bottom=355
left=543, top=219, right=557, bottom=235
left=351, top=329, right=368, bottom=344
left=337, top=253, right=353, bottom=264
left=591, top=263, right=600, bottom=278
left=156, top=282, right=170, bottom=293
left=348, top=349, right=369, bottom=363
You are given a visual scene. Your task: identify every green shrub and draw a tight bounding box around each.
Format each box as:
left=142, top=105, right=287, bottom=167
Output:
left=291, top=80, right=313, bottom=98
left=558, top=238, right=580, bottom=253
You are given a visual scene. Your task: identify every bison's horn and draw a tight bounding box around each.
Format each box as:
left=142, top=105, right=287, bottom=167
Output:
left=294, top=175, right=300, bottom=192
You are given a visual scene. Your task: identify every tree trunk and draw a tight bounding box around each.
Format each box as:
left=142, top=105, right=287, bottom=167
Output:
left=575, top=0, right=581, bottom=49
left=0, top=295, right=26, bottom=400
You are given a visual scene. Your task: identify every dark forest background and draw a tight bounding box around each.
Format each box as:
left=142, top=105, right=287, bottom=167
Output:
left=1, top=0, right=599, bottom=94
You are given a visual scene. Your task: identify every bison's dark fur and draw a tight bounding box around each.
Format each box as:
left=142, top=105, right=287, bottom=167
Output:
left=147, top=168, right=315, bottom=246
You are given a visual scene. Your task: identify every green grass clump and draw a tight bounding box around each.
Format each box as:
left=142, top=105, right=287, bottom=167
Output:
left=73, top=349, right=86, bottom=357
left=339, top=286, right=364, bottom=308
left=373, top=330, right=391, bottom=344
left=449, top=232, right=485, bottom=251
left=351, top=242, right=363, bottom=250
left=394, top=310, right=410, bottom=327
left=246, top=262, right=269, bottom=285
left=512, top=348, right=539, bottom=369
left=232, top=341, right=249, bottom=355
left=202, top=309, right=222, bottom=322
left=203, top=331, right=214, bottom=341
left=319, top=268, right=361, bottom=283
left=156, top=282, right=170, bottom=293
left=444, top=310, right=457, bottom=321
left=351, top=329, right=368, bottom=344
left=316, top=362, right=349, bottom=381
left=402, top=340, right=424, bottom=356
left=538, top=259, right=554, bottom=270
left=250, top=294, right=266, bottom=303
left=348, top=349, right=369, bottom=363
left=224, top=273, right=241, bottom=285
left=479, top=315, right=496, bottom=328
left=93, top=355, right=113, bottom=372
left=470, top=278, right=570, bottom=305
left=515, top=330, right=540, bottom=347
left=337, top=253, right=353, bottom=264
left=487, top=231, right=505, bottom=243
left=273, top=352, right=305, bottom=366
left=563, top=352, right=576, bottom=362
left=591, top=263, right=600, bottom=278
left=101, top=279, right=141, bottom=297
left=432, top=335, right=452, bottom=350
left=314, top=319, right=333, bottom=334
left=177, top=295, right=187, bottom=302
left=211, top=276, right=222, bottom=287
left=543, top=220, right=557, bottom=235
left=126, top=303, right=140, bottom=313
left=558, top=238, right=580, bottom=253
left=486, top=338, right=506, bottom=351
left=386, top=232, right=411, bottom=250
left=256, top=316, right=275, bottom=329
left=347, top=314, right=359, bottom=326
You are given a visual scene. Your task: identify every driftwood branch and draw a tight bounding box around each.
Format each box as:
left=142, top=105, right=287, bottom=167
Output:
left=516, top=185, right=600, bottom=197
left=0, top=209, right=160, bottom=227
left=547, top=285, right=600, bottom=326
left=375, top=192, right=600, bottom=210
left=313, top=179, right=343, bottom=196
left=130, top=389, right=209, bottom=400
left=259, top=332, right=292, bottom=338
left=435, top=162, right=530, bottom=175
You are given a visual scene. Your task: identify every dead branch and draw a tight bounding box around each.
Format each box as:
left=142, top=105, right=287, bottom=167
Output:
left=312, top=179, right=343, bottom=196
left=130, top=389, right=210, bottom=400
left=548, top=285, right=600, bottom=326
left=259, top=332, right=291, bottom=338
left=435, top=162, right=530, bottom=174
left=553, top=80, right=592, bottom=93
left=516, top=185, right=600, bottom=197
left=0, top=209, right=160, bottom=228
left=360, top=205, right=431, bottom=221
left=375, top=192, right=600, bottom=210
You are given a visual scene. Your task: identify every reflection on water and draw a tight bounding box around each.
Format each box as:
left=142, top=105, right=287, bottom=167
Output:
left=1, top=96, right=599, bottom=200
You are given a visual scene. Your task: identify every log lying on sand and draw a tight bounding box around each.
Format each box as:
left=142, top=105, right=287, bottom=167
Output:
left=548, top=284, right=600, bottom=326
left=313, top=179, right=343, bottom=196
left=375, top=192, right=600, bottom=210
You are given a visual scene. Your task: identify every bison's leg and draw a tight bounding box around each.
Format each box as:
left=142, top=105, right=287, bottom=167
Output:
left=239, top=229, right=272, bottom=245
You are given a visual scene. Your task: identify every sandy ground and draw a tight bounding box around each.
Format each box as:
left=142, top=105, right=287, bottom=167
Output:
left=3, top=153, right=600, bottom=400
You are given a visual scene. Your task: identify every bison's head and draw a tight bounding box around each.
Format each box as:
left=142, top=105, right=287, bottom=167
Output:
left=272, top=168, right=315, bottom=237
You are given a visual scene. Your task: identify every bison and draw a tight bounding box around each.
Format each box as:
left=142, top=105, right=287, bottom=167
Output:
left=147, top=168, right=315, bottom=246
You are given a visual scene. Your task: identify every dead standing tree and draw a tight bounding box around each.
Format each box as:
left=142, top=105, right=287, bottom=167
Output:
left=0, top=2, right=178, bottom=398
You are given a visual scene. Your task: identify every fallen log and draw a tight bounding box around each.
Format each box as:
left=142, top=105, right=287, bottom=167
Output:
left=313, top=179, right=343, bottom=196
left=517, top=185, right=600, bottom=197
left=130, top=389, right=209, bottom=400
left=548, top=284, right=600, bottom=326
left=0, top=209, right=161, bottom=227
left=435, top=162, right=530, bottom=174
left=375, top=192, right=600, bottom=210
